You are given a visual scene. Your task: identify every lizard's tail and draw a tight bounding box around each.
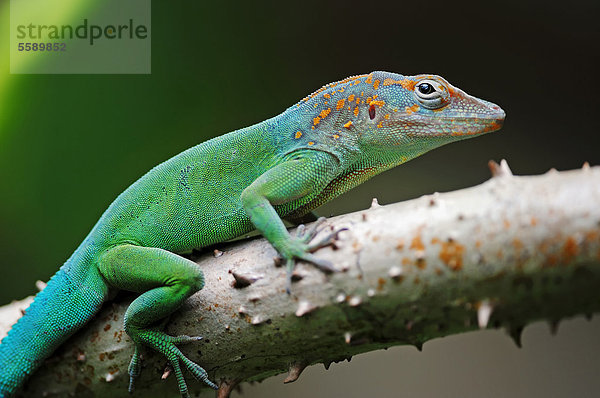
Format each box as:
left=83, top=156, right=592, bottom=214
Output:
left=0, top=249, right=109, bottom=396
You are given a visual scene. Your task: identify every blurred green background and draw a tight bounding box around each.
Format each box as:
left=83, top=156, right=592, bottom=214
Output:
left=1, top=0, right=599, bottom=397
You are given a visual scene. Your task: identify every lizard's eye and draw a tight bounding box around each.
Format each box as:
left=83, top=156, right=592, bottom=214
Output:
left=414, top=79, right=450, bottom=110
left=417, top=83, right=435, bottom=95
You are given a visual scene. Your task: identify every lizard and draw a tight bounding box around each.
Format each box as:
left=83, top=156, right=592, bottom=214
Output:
left=0, top=71, right=504, bottom=397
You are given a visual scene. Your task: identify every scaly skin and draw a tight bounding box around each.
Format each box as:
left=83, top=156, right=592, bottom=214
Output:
left=0, top=71, right=504, bottom=397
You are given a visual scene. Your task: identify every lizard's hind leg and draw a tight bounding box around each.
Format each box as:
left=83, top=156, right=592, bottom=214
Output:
left=97, top=244, right=217, bottom=397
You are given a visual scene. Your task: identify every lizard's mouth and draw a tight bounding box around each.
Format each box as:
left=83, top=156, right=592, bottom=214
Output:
left=401, top=97, right=505, bottom=138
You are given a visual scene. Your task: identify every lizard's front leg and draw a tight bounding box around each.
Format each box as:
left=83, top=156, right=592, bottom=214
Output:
left=241, top=151, right=340, bottom=292
left=97, top=244, right=217, bottom=397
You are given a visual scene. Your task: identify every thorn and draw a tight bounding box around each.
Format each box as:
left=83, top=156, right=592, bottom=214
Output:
left=296, top=300, right=318, bottom=317
left=335, top=293, right=347, bottom=303
left=105, top=372, right=117, bottom=382
left=344, top=332, right=352, bottom=344
left=248, top=294, right=262, bottom=303
left=488, top=159, right=513, bottom=177
left=582, top=161, right=590, bottom=170
left=217, top=378, right=241, bottom=398
left=546, top=167, right=558, bottom=174
left=76, top=350, right=85, bottom=361
left=251, top=315, right=270, bottom=325
left=507, top=325, right=524, bottom=348
left=548, top=319, right=560, bottom=336
left=291, top=270, right=306, bottom=281
left=388, top=266, right=403, bottom=281
left=348, top=296, right=362, bottom=307
left=161, top=364, right=172, bottom=380
left=367, top=288, right=376, bottom=297
left=230, top=270, right=261, bottom=288
left=238, top=306, right=248, bottom=315
left=477, top=299, right=494, bottom=329
left=213, top=249, right=224, bottom=257
left=35, top=280, right=47, bottom=291
left=370, top=198, right=381, bottom=209
left=284, top=362, right=307, bottom=383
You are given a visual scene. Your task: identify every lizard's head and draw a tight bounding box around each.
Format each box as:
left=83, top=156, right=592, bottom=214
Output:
left=294, top=71, right=504, bottom=165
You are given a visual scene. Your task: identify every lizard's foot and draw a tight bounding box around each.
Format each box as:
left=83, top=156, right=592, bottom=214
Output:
left=128, top=330, right=217, bottom=397
left=283, top=218, right=346, bottom=293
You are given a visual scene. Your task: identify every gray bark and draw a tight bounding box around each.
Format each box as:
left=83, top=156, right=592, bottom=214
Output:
left=2, top=162, right=599, bottom=397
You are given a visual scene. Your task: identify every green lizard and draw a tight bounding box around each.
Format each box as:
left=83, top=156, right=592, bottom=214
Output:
left=0, top=71, right=504, bottom=397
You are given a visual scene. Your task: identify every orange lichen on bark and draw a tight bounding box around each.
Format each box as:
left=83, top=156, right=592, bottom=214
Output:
left=562, top=236, right=579, bottom=262
left=438, top=240, right=465, bottom=271
left=410, top=235, right=425, bottom=251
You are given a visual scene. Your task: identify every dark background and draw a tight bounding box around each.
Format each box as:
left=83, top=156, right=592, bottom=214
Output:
left=1, top=1, right=599, bottom=397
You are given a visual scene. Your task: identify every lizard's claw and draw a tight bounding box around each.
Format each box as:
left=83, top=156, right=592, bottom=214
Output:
left=128, top=331, right=217, bottom=397
left=284, top=218, right=345, bottom=294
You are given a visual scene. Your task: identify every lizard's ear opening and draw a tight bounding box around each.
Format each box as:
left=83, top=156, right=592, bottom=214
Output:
left=414, top=78, right=450, bottom=110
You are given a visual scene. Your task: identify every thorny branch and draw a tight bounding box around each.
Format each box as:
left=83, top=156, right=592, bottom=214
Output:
left=1, top=161, right=599, bottom=397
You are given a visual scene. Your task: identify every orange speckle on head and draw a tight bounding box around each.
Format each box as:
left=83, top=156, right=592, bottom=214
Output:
left=324, top=93, right=331, bottom=99
left=366, top=96, right=372, bottom=104
left=366, top=74, right=373, bottom=84
left=348, top=94, right=355, bottom=102
left=377, top=122, right=383, bottom=128
left=400, top=79, right=416, bottom=90
left=384, top=114, right=390, bottom=119
left=401, top=156, right=407, bottom=162
left=353, top=107, right=359, bottom=116
left=344, top=120, right=353, bottom=129
left=369, top=100, right=385, bottom=107
left=336, top=99, right=345, bottom=110
left=356, top=97, right=360, bottom=105
left=333, top=134, right=340, bottom=139
left=530, top=217, right=538, bottom=226
left=295, top=131, right=302, bottom=139
left=308, top=141, right=315, bottom=146
left=373, top=79, right=380, bottom=90
left=383, top=78, right=416, bottom=90
left=404, top=104, right=420, bottom=114
left=320, top=108, right=331, bottom=118
left=313, top=116, right=321, bottom=126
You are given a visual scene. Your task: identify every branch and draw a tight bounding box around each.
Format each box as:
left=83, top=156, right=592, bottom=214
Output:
left=2, top=162, right=600, bottom=398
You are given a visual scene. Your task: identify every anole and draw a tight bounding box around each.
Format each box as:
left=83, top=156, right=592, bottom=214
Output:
left=0, top=71, right=504, bottom=397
